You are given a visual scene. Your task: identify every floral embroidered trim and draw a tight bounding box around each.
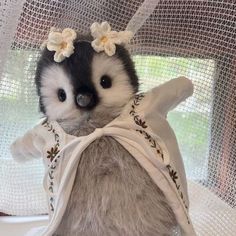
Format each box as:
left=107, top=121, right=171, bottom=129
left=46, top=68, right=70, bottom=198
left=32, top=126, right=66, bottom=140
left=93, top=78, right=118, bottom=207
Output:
left=130, top=94, right=164, bottom=160
left=129, top=94, right=190, bottom=223
left=129, top=94, right=146, bottom=128
left=43, top=121, right=62, bottom=212
left=136, top=129, right=164, bottom=160
left=90, top=21, right=133, bottom=56
left=166, top=165, right=188, bottom=210
left=42, top=27, right=77, bottom=63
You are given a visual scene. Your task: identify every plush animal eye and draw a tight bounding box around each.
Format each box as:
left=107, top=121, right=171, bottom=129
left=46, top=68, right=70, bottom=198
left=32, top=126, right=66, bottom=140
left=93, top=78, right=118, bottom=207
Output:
left=57, top=88, right=67, bottom=102
left=100, top=75, right=112, bottom=89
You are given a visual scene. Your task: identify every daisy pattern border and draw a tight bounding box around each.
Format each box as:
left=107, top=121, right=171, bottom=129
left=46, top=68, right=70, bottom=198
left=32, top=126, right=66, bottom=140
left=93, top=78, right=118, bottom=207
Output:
left=42, top=120, right=62, bottom=212
left=129, top=93, right=190, bottom=223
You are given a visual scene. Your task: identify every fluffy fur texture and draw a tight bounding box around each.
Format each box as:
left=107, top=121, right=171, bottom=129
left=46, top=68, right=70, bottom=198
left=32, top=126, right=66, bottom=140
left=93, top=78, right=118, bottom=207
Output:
left=35, top=37, right=178, bottom=235
left=92, top=54, right=135, bottom=115
left=40, top=65, right=80, bottom=121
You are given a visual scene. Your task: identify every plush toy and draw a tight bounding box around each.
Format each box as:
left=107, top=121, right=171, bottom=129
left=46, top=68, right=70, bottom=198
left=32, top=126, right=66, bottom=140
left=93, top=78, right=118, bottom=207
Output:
left=11, top=22, right=196, bottom=236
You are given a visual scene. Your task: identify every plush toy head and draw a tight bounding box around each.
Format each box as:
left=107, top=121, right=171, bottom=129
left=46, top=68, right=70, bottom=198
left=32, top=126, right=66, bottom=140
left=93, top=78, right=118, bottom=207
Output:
left=35, top=23, right=138, bottom=125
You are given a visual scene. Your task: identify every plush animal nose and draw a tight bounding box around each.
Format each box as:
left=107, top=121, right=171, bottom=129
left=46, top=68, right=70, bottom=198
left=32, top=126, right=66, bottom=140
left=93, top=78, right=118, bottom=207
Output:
left=76, top=93, right=93, bottom=108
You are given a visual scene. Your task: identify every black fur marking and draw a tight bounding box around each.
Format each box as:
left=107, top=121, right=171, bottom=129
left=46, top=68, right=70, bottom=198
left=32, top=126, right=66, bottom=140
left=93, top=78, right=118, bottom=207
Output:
left=65, top=41, right=98, bottom=110
left=35, top=48, right=54, bottom=114
left=115, top=45, right=139, bottom=93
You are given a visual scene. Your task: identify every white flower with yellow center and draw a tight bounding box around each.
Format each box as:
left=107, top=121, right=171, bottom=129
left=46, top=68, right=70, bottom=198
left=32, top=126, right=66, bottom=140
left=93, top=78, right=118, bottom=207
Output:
left=44, top=28, right=77, bottom=63
left=90, top=22, right=133, bottom=56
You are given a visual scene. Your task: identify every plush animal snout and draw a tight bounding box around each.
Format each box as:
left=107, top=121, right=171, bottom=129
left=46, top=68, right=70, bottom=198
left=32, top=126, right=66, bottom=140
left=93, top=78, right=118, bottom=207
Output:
left=76, top=93, right=94, bottom=108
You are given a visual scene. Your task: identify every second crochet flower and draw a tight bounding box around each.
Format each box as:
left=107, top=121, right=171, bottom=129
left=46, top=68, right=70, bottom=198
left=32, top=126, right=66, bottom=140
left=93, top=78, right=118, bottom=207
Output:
left=90, top=22, right=133, bottom=56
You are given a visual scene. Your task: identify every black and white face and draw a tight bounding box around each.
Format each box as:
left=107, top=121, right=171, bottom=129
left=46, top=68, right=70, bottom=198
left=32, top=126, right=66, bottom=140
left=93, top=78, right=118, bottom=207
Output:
left=35, top=41, right=139, bottom=122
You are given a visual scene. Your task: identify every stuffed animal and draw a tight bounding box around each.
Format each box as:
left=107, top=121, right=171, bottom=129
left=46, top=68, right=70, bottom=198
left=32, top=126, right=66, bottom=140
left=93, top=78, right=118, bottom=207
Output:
left=10, top=22, right=196, bottom=236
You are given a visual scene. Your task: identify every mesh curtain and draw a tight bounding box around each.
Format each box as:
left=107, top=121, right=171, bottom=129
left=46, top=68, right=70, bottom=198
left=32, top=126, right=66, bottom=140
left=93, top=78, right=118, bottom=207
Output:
left=0, top=0, right=235, bottom=235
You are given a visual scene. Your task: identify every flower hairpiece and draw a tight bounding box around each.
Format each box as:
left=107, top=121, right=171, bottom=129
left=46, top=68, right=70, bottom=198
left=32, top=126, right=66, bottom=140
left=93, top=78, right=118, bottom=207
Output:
left=90, top=22, right=133, bottom=56
left=42, top=22, right=133, bottom=62
left=42, top=27, right=77, bottom=63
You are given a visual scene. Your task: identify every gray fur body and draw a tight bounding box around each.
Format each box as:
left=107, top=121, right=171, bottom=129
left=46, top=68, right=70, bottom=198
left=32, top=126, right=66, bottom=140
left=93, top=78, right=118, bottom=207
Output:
left=53, top=112, right=178, bottom=236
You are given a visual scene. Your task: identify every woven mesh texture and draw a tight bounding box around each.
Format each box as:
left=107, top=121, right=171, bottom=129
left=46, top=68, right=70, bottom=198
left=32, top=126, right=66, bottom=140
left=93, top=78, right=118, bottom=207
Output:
left=0, top=1, right=235, bottom=235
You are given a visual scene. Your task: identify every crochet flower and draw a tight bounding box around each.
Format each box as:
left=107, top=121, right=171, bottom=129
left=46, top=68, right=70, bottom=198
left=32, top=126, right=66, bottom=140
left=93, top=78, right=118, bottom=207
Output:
left=45, top=28, right=77, bottom=63
left=90, top=22, right=133, bottom=56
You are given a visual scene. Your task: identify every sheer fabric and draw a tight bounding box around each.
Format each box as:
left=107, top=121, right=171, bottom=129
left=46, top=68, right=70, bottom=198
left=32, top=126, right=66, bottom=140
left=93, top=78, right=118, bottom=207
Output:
left=0, top=1, right=235, bottom=235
